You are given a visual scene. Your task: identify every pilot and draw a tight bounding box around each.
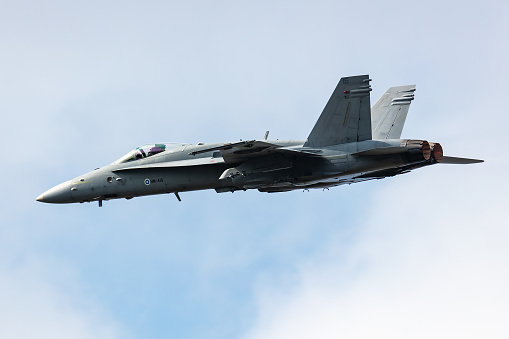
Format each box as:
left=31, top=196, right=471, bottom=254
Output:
left=148, top=145, right=164, bottom=157
left=134, top=148, right=146, bottom=159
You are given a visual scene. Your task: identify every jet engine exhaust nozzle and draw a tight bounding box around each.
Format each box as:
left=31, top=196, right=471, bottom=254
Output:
left=430, top=142, right=443, bottom=163
left=403, top=139, right=431, bottom=163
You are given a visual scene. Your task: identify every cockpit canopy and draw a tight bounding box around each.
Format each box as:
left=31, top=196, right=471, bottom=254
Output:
left=113, top=143, right=188, bottom=164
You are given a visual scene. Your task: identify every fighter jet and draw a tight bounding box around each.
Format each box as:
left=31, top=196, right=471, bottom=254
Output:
left=36, top=75, right=482, bottom=206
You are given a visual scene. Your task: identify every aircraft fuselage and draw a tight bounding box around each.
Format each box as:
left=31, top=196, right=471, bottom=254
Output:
left=36, top=138, right=440, bottom=205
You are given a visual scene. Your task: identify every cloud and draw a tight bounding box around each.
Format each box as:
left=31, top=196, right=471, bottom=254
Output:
left=1, top=0, right=507, bottom=338
left=0, top=244, right=123, bottom=339
left=241, top=164, right=509, bottom=339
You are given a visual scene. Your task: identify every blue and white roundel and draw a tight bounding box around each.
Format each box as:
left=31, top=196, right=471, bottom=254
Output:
left=144, top=179, right=150, bottom=186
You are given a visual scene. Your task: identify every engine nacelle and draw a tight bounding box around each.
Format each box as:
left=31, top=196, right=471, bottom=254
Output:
left=402, top=139, right=431, bottom=163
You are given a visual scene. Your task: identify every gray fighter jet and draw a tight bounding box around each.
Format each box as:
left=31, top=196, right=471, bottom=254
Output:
left=36, top=75, right=483, bottom=206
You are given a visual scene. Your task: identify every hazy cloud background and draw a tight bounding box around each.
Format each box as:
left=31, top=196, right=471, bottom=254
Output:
left=1, top=0, right=507, bottom=338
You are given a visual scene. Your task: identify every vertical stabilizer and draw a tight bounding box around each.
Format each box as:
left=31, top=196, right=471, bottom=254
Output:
left=371, top=85, right=416, bottom=140
left=304, top=75, right=372, bottom=147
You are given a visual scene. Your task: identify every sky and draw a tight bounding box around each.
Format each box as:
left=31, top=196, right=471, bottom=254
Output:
left=1, top=0, right=508, bottom=338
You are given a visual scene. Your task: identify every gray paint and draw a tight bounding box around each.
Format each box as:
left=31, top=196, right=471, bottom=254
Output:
left=305, top=75, right=372, bottom=147
left=371, top=85, right=416, bottom=139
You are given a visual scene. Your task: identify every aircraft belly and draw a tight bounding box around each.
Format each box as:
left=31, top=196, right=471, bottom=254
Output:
left=224, top=156, right=350, bottom=191
left=345, top=154, right=406, bottom=175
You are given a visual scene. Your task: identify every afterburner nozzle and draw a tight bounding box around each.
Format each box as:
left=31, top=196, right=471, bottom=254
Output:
left=430, top=142, right=443, bottom=163
left=403, top=139, right=431, bottom=162
left=422, top=141, right=431, bottom=160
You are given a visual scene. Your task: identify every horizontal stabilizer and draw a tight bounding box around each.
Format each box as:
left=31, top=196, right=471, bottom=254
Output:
left=440, top=156, right=484, bottom=164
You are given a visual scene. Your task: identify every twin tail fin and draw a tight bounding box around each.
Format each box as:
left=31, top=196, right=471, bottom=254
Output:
left=304, top=75, right=372, bottom=147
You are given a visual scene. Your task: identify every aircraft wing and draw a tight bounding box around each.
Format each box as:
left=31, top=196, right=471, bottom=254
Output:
left=189, top=140, right=321, bottom=163
left=371, top=85, right=416, bottom=139
left=112, top=141, right=321, bottom=172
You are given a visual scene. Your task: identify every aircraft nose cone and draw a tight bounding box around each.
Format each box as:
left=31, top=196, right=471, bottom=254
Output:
left=36, top=180, right=73, bottom=204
